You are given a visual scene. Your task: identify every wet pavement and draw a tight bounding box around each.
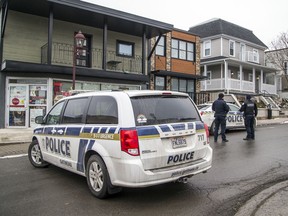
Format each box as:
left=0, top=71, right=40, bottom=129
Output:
left=1, top=117, right=288, bottom=215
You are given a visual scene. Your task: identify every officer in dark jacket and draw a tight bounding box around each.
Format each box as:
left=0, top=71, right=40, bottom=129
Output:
left=212, top=93, right=230, bottom=142
left=239, top=95, right=258, bottom=140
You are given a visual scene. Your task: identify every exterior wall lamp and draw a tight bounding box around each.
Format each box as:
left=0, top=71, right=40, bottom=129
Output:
left=72, top=31, right=86, bottom=90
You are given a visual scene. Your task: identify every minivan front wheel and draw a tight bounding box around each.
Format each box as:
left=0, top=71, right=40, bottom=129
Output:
left=86, top=155, right=110, bottom=199
left=28, top=140, right=49, bottom=168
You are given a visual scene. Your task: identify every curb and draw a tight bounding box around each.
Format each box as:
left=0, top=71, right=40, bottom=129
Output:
left=235, top=180, right=288, bottom=216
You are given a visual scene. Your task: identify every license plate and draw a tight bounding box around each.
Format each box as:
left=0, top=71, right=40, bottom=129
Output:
left=171, top=137, right=187, bottom=149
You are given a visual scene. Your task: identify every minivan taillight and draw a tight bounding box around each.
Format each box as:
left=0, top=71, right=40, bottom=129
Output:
left=120, top=129, right=140, bottom=156
left=204, top=123, right=210, bottom=144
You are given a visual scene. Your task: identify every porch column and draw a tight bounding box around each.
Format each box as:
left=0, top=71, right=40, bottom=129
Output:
left=239, top=65, right=243, bottom=91
left=260, top=70, right=263, bottom=92
left=253, top=68, right=255, bottom=93
left=274, top=73, right=277, bottom=94
left=102, top=18, right=108, bottom=70
left=224, top=60, right=228, bottom=93
left=204, top=65, right=207, bottom=91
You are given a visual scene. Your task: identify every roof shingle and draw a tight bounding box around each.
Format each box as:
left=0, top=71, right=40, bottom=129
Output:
left=189, top=18, right=267, bottom=48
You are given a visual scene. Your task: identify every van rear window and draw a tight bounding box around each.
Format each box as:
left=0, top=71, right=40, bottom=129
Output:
left=130, top=95, right=200, bottom=126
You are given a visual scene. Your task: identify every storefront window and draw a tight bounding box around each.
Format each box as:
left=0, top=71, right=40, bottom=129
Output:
left=53, top=80, right=140, bottom=104
left=29, top=85, right=47, bottom=105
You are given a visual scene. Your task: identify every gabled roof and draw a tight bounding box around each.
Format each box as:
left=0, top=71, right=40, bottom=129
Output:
left=4, top=0, right=173, bottom=38
left=189, top=18, right=267, bottom=48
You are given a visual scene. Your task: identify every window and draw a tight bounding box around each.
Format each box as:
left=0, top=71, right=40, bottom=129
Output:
left=86, top=96, right=118, bottom=124
left=203, top=40, right=211, bottom=57
left=171, top=78, right=195, bottom=94
left=206, top=71, right=212, bottom=84
left=156, top=36, right=165, bottom=56
left=117, top=40, right=134, bottom=57
left=171, top=39, right=195, bottom=61
left=45, top=101, right=65, bottom=125
left=248, top=73, right=253, bottom=82
left=179, top=79, right=187, bottom=92
left=155, top=76, right=165, bottom=90
left=171, top=39, right=179, bottom=58
left=171, top=78, right=178, bottom=91
left=228, top=104, right=239, bottom=111
left=131, top=95, right=200, bottom=126
left=62, top=98, right=88, bottom=124
left=240, top=43, right=246, bottom=61
left=253, top=49, right=259, bottom=63
left=229, top=40, right=235, bottom=56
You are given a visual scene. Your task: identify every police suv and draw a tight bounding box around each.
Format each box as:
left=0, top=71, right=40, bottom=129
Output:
left=198, top=102, right=257, bottom=134
left=28, top=90, right=212, bottom=198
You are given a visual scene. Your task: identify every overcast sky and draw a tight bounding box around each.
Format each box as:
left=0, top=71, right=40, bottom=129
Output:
left=83, top=0, right=288, bottom=47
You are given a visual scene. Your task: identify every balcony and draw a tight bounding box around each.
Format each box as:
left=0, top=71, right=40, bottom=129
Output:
left=41, top=42, right=143, bottom=74
left=239, top=51, right=259, bottom=64
left=201, top=78, right=276, bottom=94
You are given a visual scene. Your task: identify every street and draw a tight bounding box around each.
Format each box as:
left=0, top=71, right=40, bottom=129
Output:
left=1, top=124, right=288, bottom=216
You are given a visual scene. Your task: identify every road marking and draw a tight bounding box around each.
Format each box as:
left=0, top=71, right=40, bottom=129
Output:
left=0, top=154, right=28, bottom=159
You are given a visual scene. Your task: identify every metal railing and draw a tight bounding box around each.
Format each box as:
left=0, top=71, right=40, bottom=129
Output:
left=41, top=42, right=143, bottom=74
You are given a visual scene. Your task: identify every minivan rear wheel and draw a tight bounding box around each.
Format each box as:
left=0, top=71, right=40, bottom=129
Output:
left=86, top=155, right=111, bottom=199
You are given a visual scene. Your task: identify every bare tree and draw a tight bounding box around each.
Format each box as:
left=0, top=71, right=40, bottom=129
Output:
left=265, top=31, right=288, bottom=72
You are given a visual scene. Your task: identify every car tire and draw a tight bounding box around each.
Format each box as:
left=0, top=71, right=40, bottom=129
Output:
left=28, top=140, right=49, bottom=168
left=86, top=155, right=119, bottom=199
left=209, top=121, right=215, bottom=135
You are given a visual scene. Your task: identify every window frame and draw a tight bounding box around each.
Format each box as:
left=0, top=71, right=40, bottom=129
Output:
left=155, top=36, right=166, bottom=56
left=86, top=96, right=119, bottom=125
left=154, top=76, right=166, bottom=90
left=116, top=40, right=135, bottom=58
left=44, top=100, right=65, bottom=125
left=171, top=39, right=195, bottom=61
left=203, top=40, right=211, bottom=57
left=229, top=40, right=235, bottom=57
left=206, top=71, right=212, bottom=85
left=62, top=97, right=89, bottom=124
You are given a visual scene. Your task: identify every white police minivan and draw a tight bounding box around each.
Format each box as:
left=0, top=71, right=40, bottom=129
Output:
left=28, top=90, right=212, bottom=198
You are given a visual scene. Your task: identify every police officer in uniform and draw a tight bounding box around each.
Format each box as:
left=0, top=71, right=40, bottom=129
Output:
left=212, top=93, right=230, bottom=142
left=239, top=95, right=258, bottom=140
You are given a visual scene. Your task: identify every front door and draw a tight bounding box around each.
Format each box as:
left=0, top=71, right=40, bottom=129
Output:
left=7, top=85, right=29, bottom=128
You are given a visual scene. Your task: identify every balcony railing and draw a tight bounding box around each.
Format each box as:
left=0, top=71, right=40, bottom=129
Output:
left=41, top=42, right=143, bottom=74
left=238, top=51, right=259, bottom=64
left=201, top=78, right=276, bottom=94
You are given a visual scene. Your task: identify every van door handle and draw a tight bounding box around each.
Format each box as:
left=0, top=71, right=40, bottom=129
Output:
left=57, top=129, right=64, bottom=135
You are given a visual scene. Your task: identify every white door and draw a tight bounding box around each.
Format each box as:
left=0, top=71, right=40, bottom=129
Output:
left=7, top=85, right=29, bottom=128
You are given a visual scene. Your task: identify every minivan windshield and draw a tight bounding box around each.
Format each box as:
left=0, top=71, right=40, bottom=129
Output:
left=130, top=95, right=201, bottom=126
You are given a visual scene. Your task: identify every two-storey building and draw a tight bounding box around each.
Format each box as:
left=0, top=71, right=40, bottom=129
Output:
left=189, top=18, right=277, bottom=101
left=0, top=0, right=173, bottom=128
left=150, top=29, right=205, bottom=102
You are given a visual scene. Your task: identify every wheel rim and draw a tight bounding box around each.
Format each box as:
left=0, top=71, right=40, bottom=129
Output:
left=31, top=144, right=43, bottom=165
left=89, top=161, right=104, bottom=192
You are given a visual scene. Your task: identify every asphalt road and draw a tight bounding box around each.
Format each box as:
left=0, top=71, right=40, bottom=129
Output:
left=1, top=124, right=288, bottom=216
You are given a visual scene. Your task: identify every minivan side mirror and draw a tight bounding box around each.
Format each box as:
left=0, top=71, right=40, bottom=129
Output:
left=35, top=116, right=45, bottom=124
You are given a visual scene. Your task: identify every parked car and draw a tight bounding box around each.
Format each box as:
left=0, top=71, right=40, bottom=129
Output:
left=28, top=90, right=212, bottom=199
left=198, top=102, right=257, bottom=134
